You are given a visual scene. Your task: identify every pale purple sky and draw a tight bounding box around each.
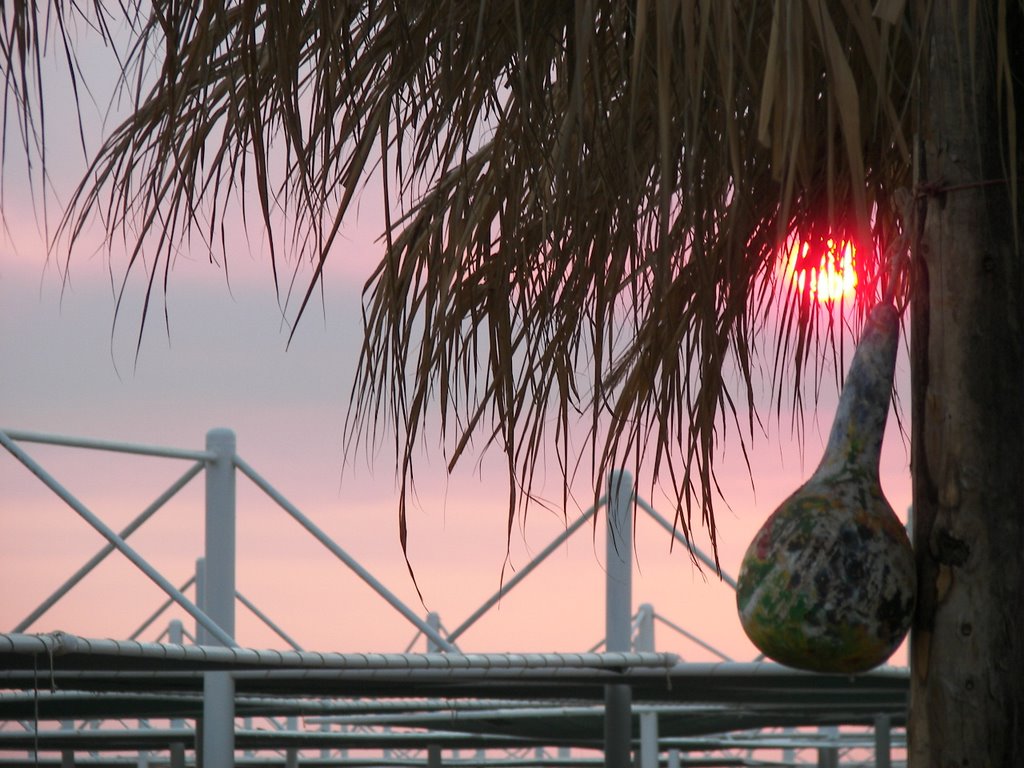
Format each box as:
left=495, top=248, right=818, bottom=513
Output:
left=0, top=35, right=914, bottom=662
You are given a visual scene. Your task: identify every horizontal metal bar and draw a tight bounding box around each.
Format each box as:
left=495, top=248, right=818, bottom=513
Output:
left=307, top=702, right=742, bottom=727
left=0, top=633, right=679, bottom=671
left=0, top=428, right=216, bottom=462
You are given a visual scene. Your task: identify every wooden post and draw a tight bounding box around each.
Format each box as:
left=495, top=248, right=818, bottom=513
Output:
left=909, top=3, right=1024, bottom=764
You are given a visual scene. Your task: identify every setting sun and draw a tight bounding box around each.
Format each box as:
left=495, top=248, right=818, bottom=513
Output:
left=783, top=237, right=858, bottom=304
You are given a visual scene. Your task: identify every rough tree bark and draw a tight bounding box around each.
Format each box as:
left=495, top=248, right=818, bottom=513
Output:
left=909, top=2, right=1024, bottom=765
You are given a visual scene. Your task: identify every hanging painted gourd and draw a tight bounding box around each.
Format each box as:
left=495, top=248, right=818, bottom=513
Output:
left=736, top=302, right=915, bottom=674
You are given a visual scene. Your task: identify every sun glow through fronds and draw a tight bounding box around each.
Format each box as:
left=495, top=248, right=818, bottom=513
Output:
left=784, top=237, right=858, bottom=304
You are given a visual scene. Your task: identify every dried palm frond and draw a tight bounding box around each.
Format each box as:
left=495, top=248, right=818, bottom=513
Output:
left=8, top=0, right=991, bottom=573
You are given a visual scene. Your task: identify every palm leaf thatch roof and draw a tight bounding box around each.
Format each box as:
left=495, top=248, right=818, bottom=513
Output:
left=6, top=1, right=1015, bottom=571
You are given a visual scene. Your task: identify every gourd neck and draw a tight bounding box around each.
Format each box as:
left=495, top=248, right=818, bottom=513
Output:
left=813, top=303, right=899, bottom=480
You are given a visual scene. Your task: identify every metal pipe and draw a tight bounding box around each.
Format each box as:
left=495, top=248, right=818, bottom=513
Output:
left=605, top=473, right=633, bottom=654
left=604, top=470, right=633, bottom=768
left=0, top=634, right=678, bottom=670
left=234, top=456, right=457, bottom=653
left=816, top=725, right=840, bottom=768
left=637, top=497, right=738, bottom=589
left=14, top=462, right=204, bottom=633
left=0, top=431, right=235, bottom=648
left=195, top=559, right=207, bottom=645
left=60, top=720, right=74, bottom=768
left=168, top=621, right=187, bottom=768
left=204, top=430, right=237, bottom=641
left=425, top=613, right=443, bottom=653
left=652, top=612, right=734, bottom=662
left=285, top=716, right=298, bottom=768
left=402, top=628, right=424, bottom=654
left=1, top=428, right=215, bottom=461
left=635, top=604, right=658, bottom=768
left=446, top=503, right=600, bottom=644
left=875, top=714, right=892, bottom=768
left=310, top=702, right=716, bottom=728
left=202, top=428, right=237, bottom=768
left=129, top=576, right=196, bottom=641
left=236, top=590, right=304, bottom=652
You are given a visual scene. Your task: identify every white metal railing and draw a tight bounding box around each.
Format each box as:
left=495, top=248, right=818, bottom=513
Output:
left=1, top=426, right=734, bottom=662
left=1, top=426, right=900, bottom=768
left=0, top=429, right=233, bottom=647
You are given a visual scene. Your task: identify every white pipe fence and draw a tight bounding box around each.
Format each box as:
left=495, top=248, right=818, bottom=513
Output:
left=0, top=426, right=902, bottom=768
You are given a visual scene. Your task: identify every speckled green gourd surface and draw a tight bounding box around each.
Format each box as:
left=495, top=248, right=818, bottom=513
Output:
left=736, top=303, right=915, bottom=674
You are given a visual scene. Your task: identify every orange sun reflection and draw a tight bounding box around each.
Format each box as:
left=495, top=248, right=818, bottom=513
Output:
left=784, top=237, right=858, bottom=304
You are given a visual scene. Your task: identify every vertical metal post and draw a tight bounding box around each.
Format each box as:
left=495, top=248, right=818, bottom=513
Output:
left=425, top=612, right=443, bottom=652
left=195, top=559, right=207, bottom=645
left=320, top=721, right=331, bottom=760
left=816, top=726, right=839, bottom=768
left=874, top=714, right=892, bottom=768
left=605, top=470, right=633, bottom=768
left=667, top=749, right=680, bottom=768
left=426, top=611, right=443, bottom=767
left=60, top=721, right=74, bottom=768
left=194, top=558, right=206, bottom=766
left=781, top=726, right=795, bottom=764
left=168, top=618, right=184, bottom=646
left=167, top=620, right=186, bottom=768
left=138, top=719, right=152, bottom=768
left=201, top=429, right=236, bottom=768
left=285, top=716, right=298, bottom=768
left=243, top=718, right=254, bottom=758
left=635, top=603, right=658, bottom=768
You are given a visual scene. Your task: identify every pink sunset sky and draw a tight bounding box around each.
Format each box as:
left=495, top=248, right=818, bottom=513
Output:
left=0, top=35, right=914, bottom=664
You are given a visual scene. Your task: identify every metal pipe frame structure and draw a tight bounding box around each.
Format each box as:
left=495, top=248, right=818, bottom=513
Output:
left=0, top=431, right=236, bottom=649
left=1, top=427, right=906, bottom=768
